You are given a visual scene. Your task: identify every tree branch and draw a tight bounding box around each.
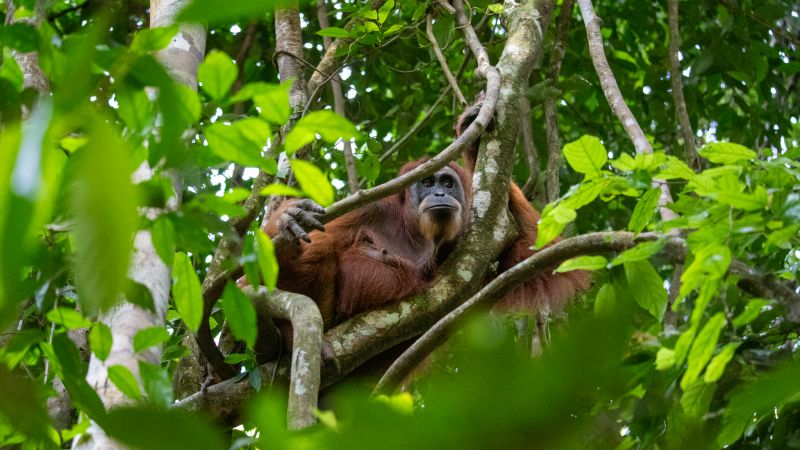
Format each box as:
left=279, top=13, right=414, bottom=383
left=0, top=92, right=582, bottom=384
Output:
left=519, top=96, right=539, bottom=199
left=244, top=287, right=323, bottom=430
left=376, top=229, right=800, bottom=392
left=317, top=0, right=359, bottom=194
left=426, top=14, right=468, bottom=108
left=544, top=0, right=574, bottom=203
left=576, top=0, right=676, bottom=221
left=666, top=0, right=701, bottom=172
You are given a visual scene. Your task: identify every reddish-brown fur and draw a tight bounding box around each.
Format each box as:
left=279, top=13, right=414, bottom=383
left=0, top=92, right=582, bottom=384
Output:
left=266, top=107, right=588, bottom=330
left=265, top=160, right=471, bottom=328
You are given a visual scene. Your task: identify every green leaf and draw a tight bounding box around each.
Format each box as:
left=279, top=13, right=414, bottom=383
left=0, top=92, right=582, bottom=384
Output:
left=704, top=342, right=740, bottom=383
left=107, top=365, right=142, bottom=401
left=555, top=255, right=607, bottom=272
left=563, top=135, right=607, bottom=178
left=714, top=185, right=767, bottom=211
left=130, top=26, right=179, bottom=54
left=624, top=260, right=667, bottom=321
left=627, top=188, right=660, bottom=233
left=561, top=178, right=607, bottom=210
left=317, top=27, right=351, bottom=38
left=699, top=142, right=756, bottom=164
left=222, top=283, right=258, bottom=348
left=116, top=84, right=156, bottom=133
left=46, top=307, right=92, bottom=329
left=177, top=0, right=277, bottom=24
left=535, top=211, right=568, bottom=248
left=680, top=378, right=716, bottom=419
left=610, top=240, right=666, bottom=267
left=102, top=406, right=226, bottom=450
left=151, top=216, right=176, bottom=266
left=594, top=283, right=616, bottom=318
left=171, top=252, right=203, bottom=334
left=53, top=335, right=106, bottom=420
left=655, top=347, right=675, bottom=370
left=198, top=50, right=238, bottom=101
left=284, top=110, right=361, bottom=155
left=0, top=367, right=52, bottom=442
left=290, top=160, right=335, bottom=206
left=717, top=363, right=800, bottom=446
left=133, top=326, right=170, bottom=353
left=89, top=322, right=113, bottom=361
left=681, top=313, right=726, bottom=390
left=679, top=243, right=731, bottom=301
left=205, top=119, right=274, bottom=170
left=655, top=157, right=695, bottom=180
left=732, top=298, right=770, bottom=327
left=71, top=123, right=138, bottom=313
left=259, top=183, right=304, bottom=197
left=252, top=83, right=291, bottom=125
left=255, top=230, right=279, bottom=291
left=673, top=327, right=696, bottom=366
left=378, top=0, right=395, bottom=23
left=138, top=362, right=173, bottom=409
left=487, top=3, right=505, bottom=14
left=0, top=23, right=39, bottom=52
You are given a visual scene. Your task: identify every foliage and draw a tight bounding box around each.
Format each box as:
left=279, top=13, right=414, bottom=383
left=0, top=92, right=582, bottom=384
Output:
left=0, top=0, right=799, bottom=449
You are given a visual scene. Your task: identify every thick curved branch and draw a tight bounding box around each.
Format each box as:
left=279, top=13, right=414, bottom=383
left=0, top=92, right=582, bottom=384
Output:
left=375, top=231, right=674, bottom=393
left=666, top=0, right=701, bottom=172
left=243, top=287, right=323, bottom=430
left=576, top=0, right=676, bottom=220
left=376, top=230, right=800, bottom=392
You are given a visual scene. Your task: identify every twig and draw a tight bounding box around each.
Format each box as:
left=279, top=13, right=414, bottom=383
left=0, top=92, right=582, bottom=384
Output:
left=378, top=87, right=449, bottom=164
left=244, top=287, right=323, bottom=430
left=544, top=0, right=574, bottom=203
left=667, top=0, right=701, bottom=172
left=373, top=48, right=473, bottom=170
left=426, top=14, right=468, bottom=108
left=519, top=97, right=539, bottom=199
left=576, top=0, right=676, bottom=221
left=317, top=0, right=359, bottom=194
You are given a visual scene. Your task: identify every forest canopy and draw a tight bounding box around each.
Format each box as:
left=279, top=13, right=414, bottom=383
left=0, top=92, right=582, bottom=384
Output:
left=1, top=0, right=799, bottom=449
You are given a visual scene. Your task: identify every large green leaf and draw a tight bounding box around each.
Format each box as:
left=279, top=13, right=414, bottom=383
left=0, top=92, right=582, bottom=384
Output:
left=681, top=313, right=726, bottom=390
left=198, top=50, right=237, bottom=101
left=699, top=142, right=756, bottom=164
left=627, top=188, right=660, bottom=233
left=103, top=407, right=226, bottom=450
left=89, top=322, right=113, bottom=361
left=624, top=260, right=667, bottom=321
left=205, top=119, right=275, bottom=171
left=178, top=0, right=279, bottom=25
left=171, top=252, right=203, bottom=334
left=284, top=110, right=361, bottom=155
left=255, top=230, right=278, bottom=291
left=71, top=122, right=138, bottom=313
left=221, top=283, right=258, bottom=348
left=562, top=135, right=607, bottom=178
left=290, top=160, right=335, bottom=206
left=107, top=365, right=143, bottom=401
